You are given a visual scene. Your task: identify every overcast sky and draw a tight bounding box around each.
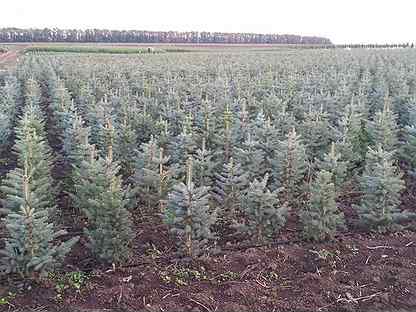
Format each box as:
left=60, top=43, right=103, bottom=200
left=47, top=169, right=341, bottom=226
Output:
left=1, top=0, right=415, bottom=44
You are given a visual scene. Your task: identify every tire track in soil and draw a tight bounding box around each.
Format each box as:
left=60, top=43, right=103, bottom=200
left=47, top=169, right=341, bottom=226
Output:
left=0, top=46, right=26, bottom=69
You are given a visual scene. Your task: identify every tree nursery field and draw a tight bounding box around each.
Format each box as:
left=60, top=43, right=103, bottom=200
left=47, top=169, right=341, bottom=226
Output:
left=0, top=48, right=416, bottom=311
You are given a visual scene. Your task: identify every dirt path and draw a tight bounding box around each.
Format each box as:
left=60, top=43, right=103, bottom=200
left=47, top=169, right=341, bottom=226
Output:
left=0, top=47, right=24, bottom=69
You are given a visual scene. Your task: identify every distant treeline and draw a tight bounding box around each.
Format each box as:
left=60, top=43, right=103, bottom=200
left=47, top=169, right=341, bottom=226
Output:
left=24, top=46, right=165, bottom=54
left=0, top=27, right=331, bottom=45
left=332, top=43, right=415, bottom=49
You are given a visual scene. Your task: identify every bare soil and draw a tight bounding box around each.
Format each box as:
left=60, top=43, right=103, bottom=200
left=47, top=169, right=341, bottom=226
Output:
left=0, top=45, right=26, bottom=70
left=1, top=213, right=415, bottom=312
left=0, top=52, right=17, bottom=68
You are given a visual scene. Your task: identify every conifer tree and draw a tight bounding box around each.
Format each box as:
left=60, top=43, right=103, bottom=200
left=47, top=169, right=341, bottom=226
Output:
left=0, top=161, right=78, bottom=278
left=238, top=174, right=287, bottom=242
left=400, top=96, right=416, bottom=172
left=233, top=100, right=249, bottom=145
left=0, top=77, right=20, bottom=152
left=272, top=128, right=307, bottom=208
left=155, top=116, right=172, bottom=150
left=1, top=108, right=55, bottom=215
left=300, top=170, right=344, bottom=241
left=49, top=79, right=73, bottom=140
left=194, top=139, right=216, bottom=187
left=1, top=79, right=76, bottom=276
left=337, top=98, right=370, bottom=172
left=62, top=111, right=91, bottom=169
left=0, top=111, right=10, bottom=151
left=195, top=99, right=218, bottom=149
left=74, top=82, right=96, bottom=120
left=250, top=111, right=280, bottom=172
left=20, top=78, right=46, bottom=137
left=114, top=118, right=138, bottom=178
left=73, top=145, right=133, bottom=263
left=369, top=98, right=399, bottom=152
left=215, top=105, right=234, bottom=162
left=23, top=78, right=42, bottom=110
left=168, top=123, right=196, bottom=180
left=212, top=158, right=248, bottom=223
left=272, top=99, right=297, bottom=140
left=301, top=107, right=334, bottom=161
left=85, top=95, right=113, bottom=152
left=234, top=133, right=266, bottom=181
left=355, top=146, right=408, bottom=232
left=102, top=118, right=116, bottom=160
left=134, top=137, right=173, bottom=212
left=165, top=158, right=216, bottom=257
left=316, top=142, right=347, bottom=195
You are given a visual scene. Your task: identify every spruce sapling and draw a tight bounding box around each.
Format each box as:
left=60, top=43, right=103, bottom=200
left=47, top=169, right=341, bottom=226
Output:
left=0, top=160, right=78, bottom=278
left=272, top=127, right=307, bottom=209
left=165, top=157, right=216, bottom=257
left=355, top=146, right=409, bottom=232
left=238, top=174, right=287, bottom=242
left=212, top=158, right=248, bottom=224
left=300, top=170, right=345, bottom=241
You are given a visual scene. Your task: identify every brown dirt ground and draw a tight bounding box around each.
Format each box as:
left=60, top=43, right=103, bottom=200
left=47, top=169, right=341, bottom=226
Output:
left=0, top=51, right=18, bottom=69
left=1, top=214, right=415, bottom=312
left=0, top=45, right=26, bottom=70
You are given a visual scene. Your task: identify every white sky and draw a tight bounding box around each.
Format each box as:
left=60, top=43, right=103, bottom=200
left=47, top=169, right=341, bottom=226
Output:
left=1, top=0, right=415, bottom=44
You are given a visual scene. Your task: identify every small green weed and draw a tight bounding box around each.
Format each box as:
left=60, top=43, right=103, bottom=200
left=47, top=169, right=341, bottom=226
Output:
left=0, top=292, right=16, bottom=306
left=160, top=266, right=208, bottom=286
left=216, top=271, right=241, bottom=282
left=48, top=271, right=89, bottom=301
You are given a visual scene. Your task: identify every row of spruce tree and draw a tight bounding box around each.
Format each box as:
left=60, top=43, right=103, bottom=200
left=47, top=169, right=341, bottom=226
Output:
left=1, top=50, right=416, bottom=278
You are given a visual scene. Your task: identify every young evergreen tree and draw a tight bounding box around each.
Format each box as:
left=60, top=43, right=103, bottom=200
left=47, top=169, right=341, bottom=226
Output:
left=194, top=139, right=216, bottom=187
left=301, top=107, right=334, bottom=161
left=234, top=133, right=266, bottom=181
left=212, top=158, right=248, bottom=223
left=114, top=117, right=138, bottom=178
left=74, top=82, right=96, bottom=120
left=85, top=96, right=113, bottom=154
left=0, top=111, right=11, bottom=152
left=233, top=100, right=249, bottom=145
left=300, top=170, right=345, bottom=241
left=355, top=146, right=408, bottom=232
left=215, top=105, right=234, bottom=162
left=250, top=111, right=280, bottom=174
left=238, top=174, right=287, bottom=242
left=23, top=78, right=43, bottom=110
left=20, top=78, right=46, bottom=137
left=72, top=145, right=133, bottom=264
left=0, top=76, right=20, bottom=152
left=168, top=122, right=197, bottom=180
left=316, top=142, right=347, bottom=195
left=1, top=79, right=76, bottom=276
left=337, top=98, right=370, bottom=173
left=134, top=138, right=173, bottom=212
left=155, top=116, right=172, bottom=150
left=164, top=158, right=216, bottom=257
left=195, top=99, right=219, bottom=150
left=369, top=98, right=399, bottom=152
left=0, top=161, right=78, bottom=278
left=49, top=79, right=73, bottom=141
left=1, top=109, right=55, bottom=215
left=272, top=128, right=307, bottom=208
left=400, top=96, right=416, bottom=172
left=272, top=99, right=297, bottom=140
left=62, top=111, right=91, bottom=169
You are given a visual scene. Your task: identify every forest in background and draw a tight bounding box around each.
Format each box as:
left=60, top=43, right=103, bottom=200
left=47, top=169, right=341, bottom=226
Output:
left=0, top=27, right=332, bottom=44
